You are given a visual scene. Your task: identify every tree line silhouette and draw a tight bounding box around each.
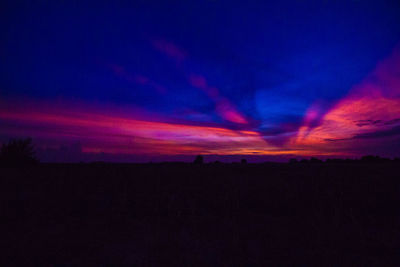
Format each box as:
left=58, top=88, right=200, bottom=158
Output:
left=0, top=138, right=38, bottom=166
left=289, top=155, right=400, bottom=164
left=0, top=138, right=399, bottom=166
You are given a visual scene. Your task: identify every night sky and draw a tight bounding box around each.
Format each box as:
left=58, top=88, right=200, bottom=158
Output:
left=1, top=1, right=400, bottom=162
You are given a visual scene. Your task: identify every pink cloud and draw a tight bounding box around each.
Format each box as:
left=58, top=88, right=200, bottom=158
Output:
left=189, top=74, right=248, bottom=124
left=215, top=99, right=248, bottom=124
left=109, top=64, right=167, bottom=94
left=133, top=74, right=149, bottom=85
left=291, top=44, right=400, bottom=156
left=152, top=39, right=187, bottom=63
left=0, top=99, right=282, bottom=156
left=189, top=74, right=207, bottom=89
left=110, top=64, right=125, bottom=76
left=152, top=41, right=247, bottom=124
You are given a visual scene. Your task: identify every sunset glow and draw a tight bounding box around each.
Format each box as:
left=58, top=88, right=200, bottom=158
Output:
left=1, top=1, right=400, bottom=161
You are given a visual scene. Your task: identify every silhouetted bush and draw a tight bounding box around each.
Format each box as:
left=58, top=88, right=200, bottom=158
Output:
left=0, top=138, right=38, bottom=166
left=289, top=158, right=298, bottom=164
left=241, top=159, right=247, bottom=164
left=193, top=155, right=204, bottom=164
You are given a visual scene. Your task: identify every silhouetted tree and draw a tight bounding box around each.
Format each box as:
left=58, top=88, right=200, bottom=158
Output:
left=360, top=155, right=390, bottom=163
left=289, top=158, right=298, bottom=164
left=241, top=159, right=247, bottom=164
left=310, top=157, right=323, bottom=163
left=193, top=155, right=204, bottom=164
left=0, top=138, right=38, bottom=166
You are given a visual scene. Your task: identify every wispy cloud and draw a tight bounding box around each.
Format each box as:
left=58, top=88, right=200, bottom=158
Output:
left=189, top=74, right=248, bottom=124
left=151, top=39, right=249, bottom=126
left=291, top=44, right=400, bottom=156
left=0, top=99, right=277, bottom=156
left=152, top=39, right=187, bottom=63
left=110, top=64, right=167, bottom=94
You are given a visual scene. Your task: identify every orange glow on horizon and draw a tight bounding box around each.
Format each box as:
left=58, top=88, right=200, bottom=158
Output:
left=0, top=102, right=275, bottom=155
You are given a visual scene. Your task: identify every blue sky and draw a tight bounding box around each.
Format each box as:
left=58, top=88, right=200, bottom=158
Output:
left=1, top=1, right=400, bottom=160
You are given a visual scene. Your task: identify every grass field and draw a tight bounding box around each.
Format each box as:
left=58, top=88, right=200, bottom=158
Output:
left=2, top=162, right=400, bottom=265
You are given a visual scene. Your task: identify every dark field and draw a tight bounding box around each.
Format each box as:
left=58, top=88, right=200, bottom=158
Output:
left=2, top=163, right=400, bottom=266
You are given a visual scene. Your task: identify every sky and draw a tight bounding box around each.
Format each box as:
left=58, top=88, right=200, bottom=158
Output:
left=1, top=1, right=400, bottom=162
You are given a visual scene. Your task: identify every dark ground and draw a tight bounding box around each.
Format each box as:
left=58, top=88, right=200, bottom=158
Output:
left=1, top=162, right=400, bottom=266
